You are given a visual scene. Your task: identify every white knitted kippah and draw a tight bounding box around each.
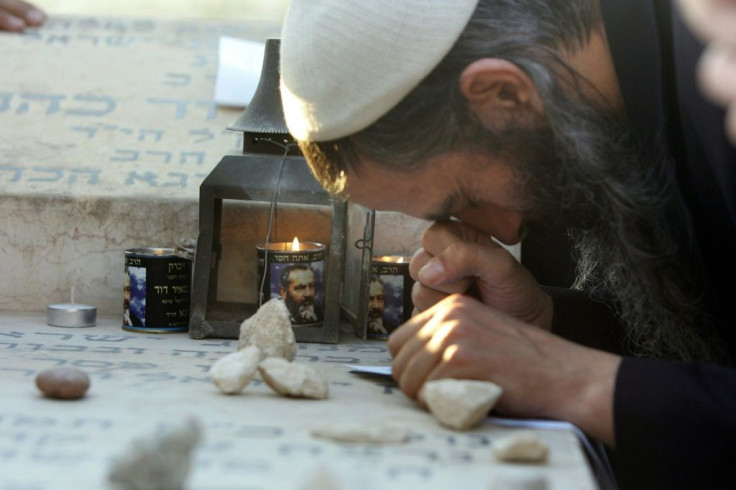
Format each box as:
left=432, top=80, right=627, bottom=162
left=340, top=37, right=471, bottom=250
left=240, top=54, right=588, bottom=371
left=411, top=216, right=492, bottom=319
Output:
left=280, top=0, right=479, bottom=142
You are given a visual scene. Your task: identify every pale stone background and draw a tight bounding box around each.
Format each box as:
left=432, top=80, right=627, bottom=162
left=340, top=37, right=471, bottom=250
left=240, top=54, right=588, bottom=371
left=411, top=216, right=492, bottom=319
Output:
left=1, top=0, right=430, bottom=318
left=3, top=0, right=519, bottom=319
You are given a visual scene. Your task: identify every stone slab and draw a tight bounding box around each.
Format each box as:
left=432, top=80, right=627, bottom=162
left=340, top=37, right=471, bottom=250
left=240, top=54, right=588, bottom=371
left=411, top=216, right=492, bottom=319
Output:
left=0, top=313, right=598, bottom=489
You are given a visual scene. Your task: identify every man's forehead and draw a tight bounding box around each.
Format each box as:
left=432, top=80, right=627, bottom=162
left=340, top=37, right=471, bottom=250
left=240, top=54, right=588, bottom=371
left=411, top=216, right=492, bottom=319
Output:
left=290, top=269, right=314, bottom=280
left=346, top=159, right=463, bottom=221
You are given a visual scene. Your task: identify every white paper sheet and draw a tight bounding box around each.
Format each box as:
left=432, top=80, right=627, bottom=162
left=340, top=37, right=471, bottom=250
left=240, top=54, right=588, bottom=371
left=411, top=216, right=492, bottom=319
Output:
left=346, top=364, right=393, bottom=376
left=213, top=36, right=265, bottom=107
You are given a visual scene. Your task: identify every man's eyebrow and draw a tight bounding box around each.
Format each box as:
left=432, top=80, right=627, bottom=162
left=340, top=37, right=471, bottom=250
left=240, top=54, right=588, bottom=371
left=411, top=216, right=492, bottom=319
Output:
left=421, top=192, right=458, bottom=222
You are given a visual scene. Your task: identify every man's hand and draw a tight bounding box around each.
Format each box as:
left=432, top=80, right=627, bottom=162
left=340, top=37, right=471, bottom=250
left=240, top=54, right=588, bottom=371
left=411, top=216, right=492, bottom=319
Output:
left=410, top=220, right=553, bottom=329
left=0, top=0, right=45, bottom=32
left=388, top=294, right=621, bottom=446
left=677, top=0, right=736, bottom=144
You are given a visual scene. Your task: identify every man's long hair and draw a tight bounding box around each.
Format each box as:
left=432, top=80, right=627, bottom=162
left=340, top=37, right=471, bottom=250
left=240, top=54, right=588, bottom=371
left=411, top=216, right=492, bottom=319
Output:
left=300, top=0, right=725, bottom=362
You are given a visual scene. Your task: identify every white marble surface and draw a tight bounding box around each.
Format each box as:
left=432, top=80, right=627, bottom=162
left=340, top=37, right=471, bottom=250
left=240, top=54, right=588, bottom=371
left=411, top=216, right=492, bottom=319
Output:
left=1, top=312, right=598, bottom=489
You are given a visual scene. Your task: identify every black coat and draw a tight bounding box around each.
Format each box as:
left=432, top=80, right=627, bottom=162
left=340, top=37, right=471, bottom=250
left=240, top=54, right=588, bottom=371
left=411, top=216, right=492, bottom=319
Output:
left=523, top=1, right=736, bottom=488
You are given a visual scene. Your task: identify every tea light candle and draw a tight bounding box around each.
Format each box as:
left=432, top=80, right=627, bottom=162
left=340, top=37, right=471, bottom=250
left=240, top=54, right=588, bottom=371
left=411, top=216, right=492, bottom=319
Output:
left=257, top=237, right=327, bottom=327
left=47, top=287, right=97, bottom=328
left=368, top=255, right=414, bottom=338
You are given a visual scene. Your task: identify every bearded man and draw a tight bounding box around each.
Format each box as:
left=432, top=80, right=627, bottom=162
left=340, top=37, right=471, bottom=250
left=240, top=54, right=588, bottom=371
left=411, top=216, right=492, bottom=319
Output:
left=279, top=264, right=322, bottom=325
left=279, top=0, right=736, bottom=488
left=367, top=277, right=392, bottom=337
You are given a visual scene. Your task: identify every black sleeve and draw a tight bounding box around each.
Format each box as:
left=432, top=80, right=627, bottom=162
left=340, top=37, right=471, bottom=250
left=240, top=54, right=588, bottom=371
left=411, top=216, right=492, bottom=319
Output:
left=544, top=286, right=627, bottom=355
left=610, top=358, right=736, bottom=489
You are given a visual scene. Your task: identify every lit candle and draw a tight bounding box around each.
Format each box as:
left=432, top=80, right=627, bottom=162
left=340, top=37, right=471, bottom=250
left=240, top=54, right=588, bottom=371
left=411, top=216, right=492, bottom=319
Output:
left=257, top=237, right=327, bottom=327
left=368, top=255, right=414, bottom=338
left=47, top=287, right=97, bottom=328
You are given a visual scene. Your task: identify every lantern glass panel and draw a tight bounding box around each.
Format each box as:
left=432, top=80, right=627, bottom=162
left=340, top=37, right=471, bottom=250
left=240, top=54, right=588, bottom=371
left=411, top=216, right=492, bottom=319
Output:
left=343, top=202, right=375, bottom=339
left=189, top=38, right=376, bottom=343
left=216, top=200, right=332, bottom=307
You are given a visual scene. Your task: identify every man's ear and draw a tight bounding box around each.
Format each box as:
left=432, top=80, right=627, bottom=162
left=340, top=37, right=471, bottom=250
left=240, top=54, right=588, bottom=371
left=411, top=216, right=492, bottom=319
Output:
left=459, top=58, right=545, bottom=129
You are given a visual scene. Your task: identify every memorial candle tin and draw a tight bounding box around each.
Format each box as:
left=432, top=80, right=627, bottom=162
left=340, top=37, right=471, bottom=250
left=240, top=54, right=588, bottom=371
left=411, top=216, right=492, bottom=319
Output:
left=257, top=239, right=326, bottom=328
left=123, top=248, right=192, bottom=333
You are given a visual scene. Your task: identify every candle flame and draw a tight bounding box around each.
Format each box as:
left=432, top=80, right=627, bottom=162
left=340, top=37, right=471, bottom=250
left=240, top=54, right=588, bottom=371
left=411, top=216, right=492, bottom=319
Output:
left=291, top=236, right=300, bottom=251
left=374, top=255, right=407, bottom=263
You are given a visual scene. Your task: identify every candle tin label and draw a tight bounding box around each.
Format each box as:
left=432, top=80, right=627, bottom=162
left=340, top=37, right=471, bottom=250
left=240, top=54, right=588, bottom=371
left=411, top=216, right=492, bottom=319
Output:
left=257, top=242, right=326, bottom=328
left=368, top=257, right=415, bottom=338
left=123, top=248, right=192, bottom=333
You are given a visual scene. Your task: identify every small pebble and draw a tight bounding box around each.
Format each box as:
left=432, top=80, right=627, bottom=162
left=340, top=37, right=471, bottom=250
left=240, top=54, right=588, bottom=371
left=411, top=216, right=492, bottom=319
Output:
left=311, top=422, right=409, bottom=444
left=35, top=367, right=90, bottom=399
left=258, top=357, right=329, bottom=399
left=210, top=346, right=261, bottom=394
left=492, top=431, right=549, bottom=463
left=419, top=378, right=503, bottom=430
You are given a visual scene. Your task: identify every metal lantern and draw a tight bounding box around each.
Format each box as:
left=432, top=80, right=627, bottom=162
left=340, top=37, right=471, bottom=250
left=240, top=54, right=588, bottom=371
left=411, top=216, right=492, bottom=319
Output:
left=188, top=39, right=375, bottom=343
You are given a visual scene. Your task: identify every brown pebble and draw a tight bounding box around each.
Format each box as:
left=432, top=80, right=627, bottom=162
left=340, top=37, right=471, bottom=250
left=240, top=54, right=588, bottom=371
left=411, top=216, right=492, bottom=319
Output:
left=35, top=367, right=90, bottom=399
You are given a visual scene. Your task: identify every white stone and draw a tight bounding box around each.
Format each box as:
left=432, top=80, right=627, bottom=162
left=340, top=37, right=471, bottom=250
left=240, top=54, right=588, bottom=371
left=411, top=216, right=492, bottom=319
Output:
left=493, top=431, right=550, bottom=463
left=419, top=378, right=503, bottom=430
left=238, top=298, right=297, bottom=361
left=298, top=466, right=343, bottom=490
left=108, top=416, right=202, bottom=490
left=258, top=357, right=329, bottom=399
left=210, top=345, right=261, bottom=394
left=310, top=422, right=409, bottom=444
left=492, top=471, right=548, bottom=490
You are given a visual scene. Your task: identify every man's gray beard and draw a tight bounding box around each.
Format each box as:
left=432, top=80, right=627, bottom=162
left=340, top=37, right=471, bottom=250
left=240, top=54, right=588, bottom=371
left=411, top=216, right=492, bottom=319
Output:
left=297, top=303, right=316, bottom=317
left=368, top=308, right=382, bottom=321
left=488, top=104, right=727, bottom=363
left=284, top=296, right=317, bottom=323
